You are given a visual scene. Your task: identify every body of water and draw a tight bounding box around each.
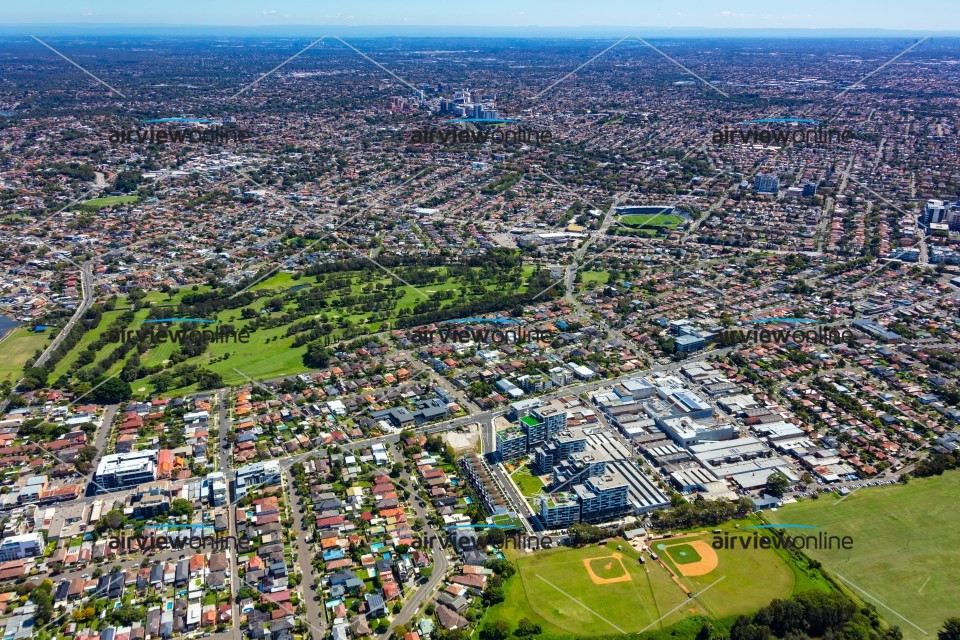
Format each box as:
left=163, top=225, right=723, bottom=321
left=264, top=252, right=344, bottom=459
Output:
left=0, top=315, right=20, bottom=340
left=142, top=117, right=215, bottom=124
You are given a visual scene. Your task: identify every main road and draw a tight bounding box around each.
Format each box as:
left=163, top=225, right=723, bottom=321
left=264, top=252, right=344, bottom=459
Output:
left=35, top=261, right=94, bottom=368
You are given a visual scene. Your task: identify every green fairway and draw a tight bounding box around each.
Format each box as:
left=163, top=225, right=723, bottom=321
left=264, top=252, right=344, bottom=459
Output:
left=47, top=261, right=550, bottom=395
left=664, top=543, right=702, bottom=565
left=49, top=308, right=130, bottom=381
left=768, top=474, right=960, bottom=640
left=617, top=213, right=683, bottom=228
left=81, top=195, right=139, bottom=209
left=0, top=326, right=50, bottom=384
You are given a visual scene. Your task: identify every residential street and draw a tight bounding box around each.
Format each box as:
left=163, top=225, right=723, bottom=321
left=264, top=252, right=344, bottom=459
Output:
left=286, top=466, right=328, bottom=640
left=381, top=443, right=450, bottom=638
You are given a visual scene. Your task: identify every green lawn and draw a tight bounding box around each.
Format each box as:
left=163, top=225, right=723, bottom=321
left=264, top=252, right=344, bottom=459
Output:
left=579, top=270, right=610, bottom=287
left=0, top=326, right=50, bottom=384
left=767, top=474, right=960, bottom=640
left=511, top=463, right=546, bottom=498
left=617, top=213, right=684, bottom=228
left=665, top=543, right=702, bottom=565
left=81, top=195, right=139, bottom=209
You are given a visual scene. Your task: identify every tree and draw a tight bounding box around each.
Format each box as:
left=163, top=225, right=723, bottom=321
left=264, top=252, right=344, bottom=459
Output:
left=114, top=169, right=143, bottom=192
left=170, top=498, right=194, bottom=519
left=939, top=618, right=960, bottom=640
left=153, top=372, right=174, bottom=392
left=515, top=618, right=542, bottom=637
left=697, top=622, right=714, bottom=640
left=568, top=523, right=606, bottom=546
left=482, top=585, right=504, bottom=607
left=478, top=620, right=511, bottom=640
left=74, top=444, right=99, bottom=473
left=485, top=528, right=506, bottom=546
left=764, top=472, right=790, bottom=498
left=29, top=580, right=54, bottom=626
left=90, top=377, right=133, bottom=404
left=99, top=509, right=125, bottom=530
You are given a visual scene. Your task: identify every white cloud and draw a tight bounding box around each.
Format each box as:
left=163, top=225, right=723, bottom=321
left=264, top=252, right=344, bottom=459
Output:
left=261, top=10, right=277, bottom=15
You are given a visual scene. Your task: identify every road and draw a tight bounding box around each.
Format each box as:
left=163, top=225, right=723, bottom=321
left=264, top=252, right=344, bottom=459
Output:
left=286, top=466, right=327, bottom=640
left=213, top=389, right=242, bottom=639
left=82, top=403, right=120, bottom=494
left=35, top=261, right=94, bottom=368
left=380, top=443, right=449, bottom=638
left=216, top=389, right=232, bottom=475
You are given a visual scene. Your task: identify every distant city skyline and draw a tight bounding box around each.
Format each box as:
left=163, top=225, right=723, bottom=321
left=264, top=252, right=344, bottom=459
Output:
left=5, top=0, right=959, bottom=31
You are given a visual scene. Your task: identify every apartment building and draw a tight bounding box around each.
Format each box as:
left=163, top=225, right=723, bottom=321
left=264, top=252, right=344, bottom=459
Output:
left=459, top=454, right=509, bottom=515
left=532, top=428, right=588, bottom=472
left=537, top=493, right=580, bottom=528
left=574, top=474, right=630, bottom=523
left=94, top=450, right=158, bottom=493
left=0, top=532, right=44, bottom=561
left=234, top=460, right=282, bottom=500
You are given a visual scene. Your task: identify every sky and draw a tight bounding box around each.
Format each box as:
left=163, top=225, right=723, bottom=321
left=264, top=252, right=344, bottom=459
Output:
left=5, top=0, right=960, bottom=31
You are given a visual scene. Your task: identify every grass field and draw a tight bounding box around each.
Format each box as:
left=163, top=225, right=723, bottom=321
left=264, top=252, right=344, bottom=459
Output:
left=484, top=541, right=696, bottom=637
left=665, top=543, right=702, bottom=565
left=482, top=519, right=814, bottom=638
left=767, top=474, right=960, bottom=640
left=579, top=270, right=610, bottom=287
left=617, top=213, right=684, bottom=228
left=654, top=520, right=815, bottom=620
left=0, top=327, right=50, bottom=384
left=511, top=463, right=546, bottom=498
left=81, top=195, right=139, bottom=209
